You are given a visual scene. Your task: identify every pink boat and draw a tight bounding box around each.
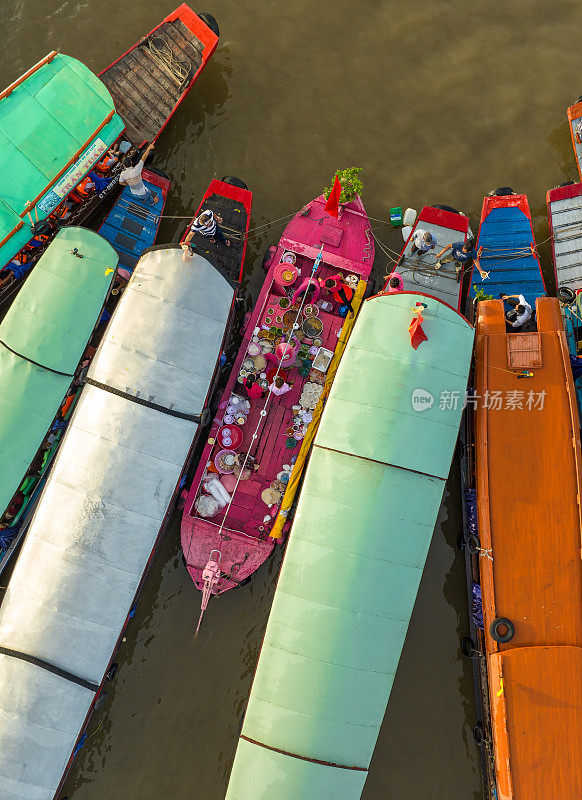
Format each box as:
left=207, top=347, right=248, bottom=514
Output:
left=180, top=194, right=374, bottom=614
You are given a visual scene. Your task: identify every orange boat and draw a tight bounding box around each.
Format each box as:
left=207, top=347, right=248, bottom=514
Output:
left=465, top=297, right=582, bottom=798
left=566, top=96, right=582, bottom=181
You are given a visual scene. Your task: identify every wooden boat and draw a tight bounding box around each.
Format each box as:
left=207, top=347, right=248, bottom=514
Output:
left=546, top=181, right=582, bottom=412
left=224, top=290, right=474, bottom=800
left=470, top=190, right=549, bottom=303
left=0, top=4, right=217, bottom=304
left=97, top=167, right=171, bottom=280
left=567, top=97, right=582, bottom=182
left=459, top=191, right=582, bottom=800
left=0, top=228, right=117, bottom=576
left=0, top=244, right=237, bottom=800
left=180, top=194, right=374, bottom=611
left=382, top=204, right=470, bottom=307
left=179, top=176, right=253, bottom=282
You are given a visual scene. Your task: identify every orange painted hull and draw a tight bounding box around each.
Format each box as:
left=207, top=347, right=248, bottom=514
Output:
left=475, top=297, right=582, bottom=799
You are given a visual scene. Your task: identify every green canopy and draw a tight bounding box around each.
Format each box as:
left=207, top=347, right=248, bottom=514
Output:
left=226, top=292, right=474, bottom=800
left=0, top=54, right=124, bottom=267
left=0, top=226, right=118, bottom=515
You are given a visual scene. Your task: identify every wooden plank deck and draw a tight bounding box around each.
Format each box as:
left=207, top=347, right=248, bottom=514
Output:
left=475, top=297, right=582, bottom=799
left=100, top=19, right=203, bottom=144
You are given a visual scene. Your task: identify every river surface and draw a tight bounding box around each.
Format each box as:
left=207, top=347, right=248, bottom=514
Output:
left=1, top=0, right=580, bottom=797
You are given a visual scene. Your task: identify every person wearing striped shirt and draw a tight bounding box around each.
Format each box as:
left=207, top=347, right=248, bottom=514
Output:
left=182, top=209, right=230, bottom=259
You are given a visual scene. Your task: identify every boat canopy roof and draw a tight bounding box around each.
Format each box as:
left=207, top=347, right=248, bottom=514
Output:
left=0, top=247, right=235, bottom=800
left=0, top=53, right=124, bottom=267
left=226, top=292, right=474, bottom=800
left=0, top=226, right=117, bottom=515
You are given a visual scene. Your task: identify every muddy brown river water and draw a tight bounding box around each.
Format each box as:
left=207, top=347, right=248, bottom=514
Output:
left=1, top=0, right=580, bottom=797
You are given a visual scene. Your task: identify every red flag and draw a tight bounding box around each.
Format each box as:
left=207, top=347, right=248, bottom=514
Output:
left=409, top=313, right=428, bottom=349
left=325, top=174, right=342, bottom=218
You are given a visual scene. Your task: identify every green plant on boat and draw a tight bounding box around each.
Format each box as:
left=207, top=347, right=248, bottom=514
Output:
left=323, top=167, right=363, bottom=204
left=473, top=285, right=494, bottom=302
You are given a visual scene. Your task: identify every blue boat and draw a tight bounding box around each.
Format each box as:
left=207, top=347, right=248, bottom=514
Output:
left=470, top=191, right=548, bottom=306
left=97, top=168, right=170, bottom=280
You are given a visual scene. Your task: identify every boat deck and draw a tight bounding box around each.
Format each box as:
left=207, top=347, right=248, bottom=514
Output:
left=395, top=206, right=469, bottom=308
left=547, top=182, right=582, bottom=290
left=98, top=169, right=169, bottom=279
left=184, top=192, right=249, bottom=280
left=567, top=100, right=582, bottom=182
left=182, top=259, right=354, bottom=589
left=471, top=194, right=547, bottom=305
left=99, top=13, right=208, bottom=145
left=475, top=297, right=582, bottom=798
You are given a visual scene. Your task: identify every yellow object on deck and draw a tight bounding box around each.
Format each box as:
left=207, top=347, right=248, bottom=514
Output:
left=269, top=279, right=367, bottom=538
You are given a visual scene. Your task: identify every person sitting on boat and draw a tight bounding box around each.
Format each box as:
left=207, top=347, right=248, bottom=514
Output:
left=292, top=276, right=320, bottom=307
left=382, top=270, right=404, bottom=293
left=182, top=210, right=230, bottom=260
left=242, top=373, right=264, bottom=400
left=409, top=229, right=436, bottom=258
left=501, top=293, right=533, bottom=329
left=118, top=142, right=159, bottom=205
left=434, top=238, right=489, bottom=280
left=269, top=376, right=293, bottom=396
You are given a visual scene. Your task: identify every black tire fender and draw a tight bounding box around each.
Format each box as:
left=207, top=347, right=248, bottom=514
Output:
left=433, top=204, right=460, bottom=214
left=199, top=13, right=219, bottom=36
left=221, top=175, right=248, bottom=190
left=558, top=286, right=576, bottom=304
left=557, top=180, right=575, bottom=188
left=487, top=187, right=515, bottom=197
left=490, top=617, right=515, bottom=644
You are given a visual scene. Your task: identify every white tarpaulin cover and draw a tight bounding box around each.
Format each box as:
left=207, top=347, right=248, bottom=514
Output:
left=0, top=247, right=235, bottom=800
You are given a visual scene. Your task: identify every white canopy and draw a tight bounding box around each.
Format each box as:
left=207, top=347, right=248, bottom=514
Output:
left=0, top=247, right=235, bottom=800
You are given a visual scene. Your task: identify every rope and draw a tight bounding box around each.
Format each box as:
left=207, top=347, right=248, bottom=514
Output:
left=84, top=377, right=206, bottom=423
left=142, top=36, right=191, bottom=89
left=213, top=247, right=325, bottom=540
left=0, top=645, right=99, bottom=692
left=0, top=337, right=74, bottom=377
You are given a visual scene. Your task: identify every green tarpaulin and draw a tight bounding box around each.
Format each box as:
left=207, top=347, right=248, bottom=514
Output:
left=226, top=292, right=474, bottom=800
left=0, top=54, right=124, bottom=267
left=0, top=226, right=117, bottom=516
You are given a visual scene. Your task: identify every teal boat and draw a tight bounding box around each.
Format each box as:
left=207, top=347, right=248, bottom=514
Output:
left=0, top=53, right=124, bottom=270
left=225, top=291, right=474, bottom=800
left=0, top=226, right=118, bottom=571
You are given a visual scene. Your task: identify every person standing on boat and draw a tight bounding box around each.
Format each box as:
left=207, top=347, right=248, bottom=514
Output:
left=182, top=210, right=230, bottom=259
left=501, top=293, right=533, bottom=329
left=434, top=238, right=489, bottom=280
left=409, top=229, right=436, bottom=258
left=118, top=143, right=159, bottom=205
left=382, top=270, right=404, bottom=293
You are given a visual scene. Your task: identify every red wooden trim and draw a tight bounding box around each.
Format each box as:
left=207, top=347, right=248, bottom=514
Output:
left=97, top=6, right=219, bottom=148
left=0, top=51, right=58, bottom=101
left=418, top=205, right=469, bottom=233
left=480, top=193, right=530, bottom=223
left=366, top=289, right=473, bottom=327
left=546, top=182, right=582, bottom=204
left=20, top=109, right=116, bottom=217
left=141, top=168, right=171, bottom=192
